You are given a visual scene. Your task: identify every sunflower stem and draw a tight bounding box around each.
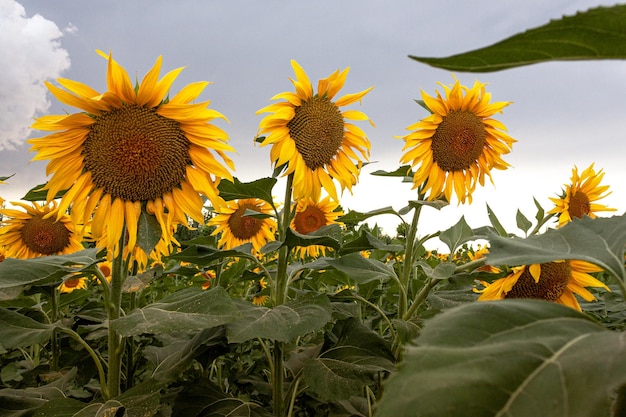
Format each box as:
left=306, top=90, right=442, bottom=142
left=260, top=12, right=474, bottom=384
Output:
left=398, top=194, right=425, bottom=318
left=49, top=288, right=60, bottom=372
left=105, top=229, right=128, bottom=400
left=272, top=173, right=294, bottom=417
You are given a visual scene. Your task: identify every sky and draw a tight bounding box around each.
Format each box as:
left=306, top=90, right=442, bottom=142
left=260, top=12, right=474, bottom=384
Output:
left=2, top=0, right=625, bottom=250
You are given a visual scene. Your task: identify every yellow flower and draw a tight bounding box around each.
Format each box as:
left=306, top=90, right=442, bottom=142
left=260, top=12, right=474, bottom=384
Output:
left=400, top=76, right=515, bottom=204
left=467, top=244, right=500, bottom=273
left=257, top=60, right=374, bottom=203
left=28, top=50, right=235, bottom=256
left=291, top=196, right=343, bottom=258
left=0, top=201, right=84, bottom=259
left=548, top=163, right=616, bottom=227
left=252, top=277, right=269, bottom=305
left=59, top=276, right=88, bottom=293
left=476, top=260, right=609, bottom=311
left=208, top=198, right=276, bottom=252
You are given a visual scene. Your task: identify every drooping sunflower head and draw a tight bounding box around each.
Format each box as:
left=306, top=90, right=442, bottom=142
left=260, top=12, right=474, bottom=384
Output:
left=477, top=260, right=609, bottom=311
left=291, top=196, right=343, bottom=258
left=0, top=201, right=84, bottom=259
left=28, top=50, right=235, bottom=256
left=548, top=163, right=616, bottom=227
left=257, top=60, right=374, bottom=203
left=208, top=198, right=277, bottom=252
left=400, top=76, right=516, bottom=204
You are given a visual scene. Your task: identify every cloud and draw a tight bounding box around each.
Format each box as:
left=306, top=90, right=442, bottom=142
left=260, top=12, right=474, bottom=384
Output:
left=0, top=0, right=70, bottom=149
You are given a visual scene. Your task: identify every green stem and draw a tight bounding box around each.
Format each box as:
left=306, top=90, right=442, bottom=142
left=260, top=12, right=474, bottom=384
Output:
left=398, top=196, right=424, bottom=317
left=403, top=277, right=439, bottom=321
left=105, top=229, right=128, bottom=399
left=57, top=327, right=108, bottom=398
left=49, top=289, right=60, bottom=372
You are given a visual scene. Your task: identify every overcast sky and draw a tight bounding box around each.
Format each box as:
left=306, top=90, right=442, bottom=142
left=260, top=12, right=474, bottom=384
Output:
left=2, top=0, right=625, bottom=246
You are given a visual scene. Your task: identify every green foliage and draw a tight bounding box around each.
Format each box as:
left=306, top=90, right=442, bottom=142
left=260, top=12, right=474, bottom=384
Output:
left=410, top=5, right=626, bottom=72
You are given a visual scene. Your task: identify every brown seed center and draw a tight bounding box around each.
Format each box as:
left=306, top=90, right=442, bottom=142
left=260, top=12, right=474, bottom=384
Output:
left=83, top=105, right=191, bottom=201
left=431, top=110, right=487, bottom=171
left=287, top=95, right=345, bottom=170
left=227, top=202, right=264, bottom=240
left=294, top=205, right=327, bottom=235
left=506, top=262, right=571, bottom=301
left=568, top=191, right=591, bottom=219
left=20, top=215, right=72, bottom=255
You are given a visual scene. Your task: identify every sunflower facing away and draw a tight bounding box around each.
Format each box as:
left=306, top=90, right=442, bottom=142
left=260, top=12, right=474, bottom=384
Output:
left=548, top=163, right=616, bottom=227
left=208, top=198, right=277, bottom=252
left=291, top=196, right=343, bottom=258
left=400, top=77, right=516, bottom=204
left=257, top=60, right=374, bottom=203
left=0, top=201, right=84, bottom=259
left=476, top=260, right=609, bottom=311
left=28, top=51, right=235, bottom=256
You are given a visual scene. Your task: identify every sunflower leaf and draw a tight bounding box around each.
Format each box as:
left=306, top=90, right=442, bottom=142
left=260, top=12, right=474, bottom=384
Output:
left=409, top=5, right=626, bottom=72
left=374, top=299, right=626, bottom=417
left=302, top=253, right=397, bottom=285
left=339, top=230, right=403, bottom=256
left=226, top=293, right=332, bottom=343
left=337, top=207, right=399, bottom=226
left=0, top=249, right=101, bottom=290
left=22, top=182, right=66, bottom=201
left=370, top=165, right=413, bottom=177
left=284, top=225, right=342, bottom=250
left=485, top=214, right=626, bottom=281
left=217, top=177, right=277, bottom=205
left=438, top=216, right=476, bottom=253
left=136, top=208, right=162, bottom=255
left=516, top=209, right=533, bottom=235
left=166, top=242, right=257, bottom=266
left=110, top=287, right=241, bottom=337
left=0, top=308, right=64, bottom=349
left=486, top=203, right=508, bottom=237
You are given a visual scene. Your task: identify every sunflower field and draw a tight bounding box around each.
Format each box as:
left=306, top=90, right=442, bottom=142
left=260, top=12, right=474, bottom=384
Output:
left=2, top=5, right=626, bottom=417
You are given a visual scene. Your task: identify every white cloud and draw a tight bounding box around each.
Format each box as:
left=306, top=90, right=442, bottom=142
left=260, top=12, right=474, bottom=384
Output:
left=0, top=0, right=70, bottom=149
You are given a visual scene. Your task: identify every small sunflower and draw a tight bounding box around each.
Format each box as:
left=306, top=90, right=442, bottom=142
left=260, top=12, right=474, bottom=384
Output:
left=59, top=276, right=88, bottom=293
left=257, top=60, right=374, bottom=203
left=476, top=260, right=609, bottom=311
left=548, top=163, right=616, bottom=227
left=291, top=196, right=343, bottom=258
left=208, top=198, right=276, bottom=252
left=0, top=201, right=84, bottom=259
left=28, top=50, right=235, bottom=256
left=252, top=277, right=269, bottom=306
left=400, top=77, right=515, bottom=204
left=467, top=244, right=500, bottom=273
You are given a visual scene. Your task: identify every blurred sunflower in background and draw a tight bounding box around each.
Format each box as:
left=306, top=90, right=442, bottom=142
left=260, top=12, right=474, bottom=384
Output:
left=58, top=276, right=88, bottom=293
left=252, top=277, right=269, bottom=306
left=291, top=196, right=343, bottom=258
left=400, top=76, right=515, bottom=204
left=0, top=201, right=84, bottom=259
left=476, top=260, right=609, bottom=311
left=208, top=198, right=276, bottom=252
left=28, top=50, right=235, bottom=256
left=257, top=60, right=374, bottom=203
left=548, top=163, right=616, bottom=227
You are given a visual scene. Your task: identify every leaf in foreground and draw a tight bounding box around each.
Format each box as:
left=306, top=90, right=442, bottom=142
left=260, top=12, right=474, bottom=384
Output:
left=375, top=299, right=626, bottom=417
left=410, top=5, right=626, bottom=72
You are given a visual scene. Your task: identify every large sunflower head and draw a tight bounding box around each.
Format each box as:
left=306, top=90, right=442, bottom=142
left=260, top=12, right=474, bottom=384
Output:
left=400, top=76, right=516, bottom=204
left=0, top=201, right=84, bottom=259
left=291, top=196, right=343, bottom=258
left=28, top=51, right=235, bottom=256
left=476, top=260, right=609, bottom=311
left=548, top=163, right=616, bottom=227
left=257, top=60, right=374, bottom=203
left=208, top=198, right=277, bottom=252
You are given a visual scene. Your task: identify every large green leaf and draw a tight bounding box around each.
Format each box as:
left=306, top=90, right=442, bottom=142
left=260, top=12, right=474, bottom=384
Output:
left=375, top=299, right=626, bottom=417
left=410, top=5, right=626, bottom=72
left=339, top=230, right=403, bottom=256
left=337, top=207, right=400, bottom=226
left=110, top=287, right=241, bottom=337
left=304, top=318, right=395, bottom=401
left=438, top=216, right=477, bottom=253
left=303, top=253, right=398, bottom=285
left=166, top=242, right=257, bottom=266
left=0, top=249, right=101, bottom=290
left=226, top=293, right=332, bottom=343
left=486, top=214, right=626, bottom=281
left=217, top=176, right=277, bottom=205
left=0, top=308, right=62, bottom=349
left=136, top=208, right=161, bottom=255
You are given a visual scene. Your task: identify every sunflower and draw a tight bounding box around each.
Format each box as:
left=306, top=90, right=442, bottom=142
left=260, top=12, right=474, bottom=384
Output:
left=291, top=196, right=343, bottom=258
left=476, top=260, right=609, bottom=311
left=400, top=77, right=515, bottom=204
left=467, top=244, right=500, bottom=273
left=28, top=51, right=235, bottom=256
left=0, top=201, right=84, bottom=259
left=548, top=163, right=616, bottom=227
left=59, top=276, right=88, bottom=293
left=208, top=198, right=277, bottom=252
left=257, top=60, right=374, bottom=203
left=252, top=277, right=269, bottom=306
